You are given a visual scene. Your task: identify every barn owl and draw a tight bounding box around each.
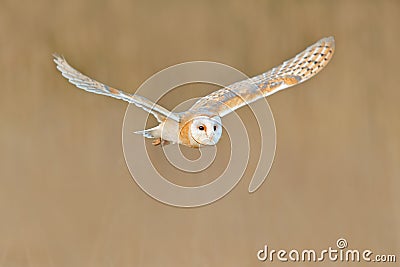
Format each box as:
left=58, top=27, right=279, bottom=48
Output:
left=54, top=37, right=335, bottom=148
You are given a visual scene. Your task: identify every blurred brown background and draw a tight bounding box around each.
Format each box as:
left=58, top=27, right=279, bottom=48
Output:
left=0, top=0, right=399, bottom=266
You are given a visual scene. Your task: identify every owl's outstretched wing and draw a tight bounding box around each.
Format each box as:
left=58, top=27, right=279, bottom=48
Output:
left=53, top=55, right=180, bottom=123
left=189, top=37, right=335, bottom=117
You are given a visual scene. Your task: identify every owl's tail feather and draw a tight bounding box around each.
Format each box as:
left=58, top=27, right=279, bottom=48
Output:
left=134, top=125, right=161, bottom=139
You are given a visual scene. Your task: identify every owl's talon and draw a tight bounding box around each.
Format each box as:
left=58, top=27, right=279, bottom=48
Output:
left=152, top=138, right=162, bottom=146
left=152, top=138, right=170, bottom=146
left=161, top=140, right=170, bottom=146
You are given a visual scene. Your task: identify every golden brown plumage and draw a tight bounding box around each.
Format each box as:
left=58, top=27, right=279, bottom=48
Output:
left=54, top=37, right=335, bottom=147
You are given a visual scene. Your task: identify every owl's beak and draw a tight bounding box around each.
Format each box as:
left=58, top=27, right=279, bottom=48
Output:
left=209, top=133, right=218, bottom=144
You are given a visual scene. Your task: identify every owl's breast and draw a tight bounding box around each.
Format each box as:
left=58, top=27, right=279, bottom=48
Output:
left=178, top=119, right=197, bottom=147
left=158, top=118, right=180, bottom=144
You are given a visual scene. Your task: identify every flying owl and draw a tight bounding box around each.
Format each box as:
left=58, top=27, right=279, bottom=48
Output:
left=54, top=37, right=335, bottom=148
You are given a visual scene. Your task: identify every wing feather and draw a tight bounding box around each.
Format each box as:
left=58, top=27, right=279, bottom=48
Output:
left=189, top=37, right=335, bottom=117
left=53, top=55, right=180, bottom=123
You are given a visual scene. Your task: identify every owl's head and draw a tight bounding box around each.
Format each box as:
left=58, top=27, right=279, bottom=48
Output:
left=187, top=115, right=222, bottom=146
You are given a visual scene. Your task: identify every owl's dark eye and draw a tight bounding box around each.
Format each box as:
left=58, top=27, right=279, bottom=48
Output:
left=198, top=125, right=205, bottom=131
left=213, top=125, right=217, bottom=131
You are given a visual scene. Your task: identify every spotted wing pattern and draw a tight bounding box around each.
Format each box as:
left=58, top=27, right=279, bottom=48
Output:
left=189, top=37, right=335, bottom=117
left=53, top=55, right=180, bottom=122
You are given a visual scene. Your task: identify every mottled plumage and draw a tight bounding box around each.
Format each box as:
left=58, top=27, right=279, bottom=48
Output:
left=54, top=37, right=335, bottom=148
left=189, top=37, right=335, bottom=116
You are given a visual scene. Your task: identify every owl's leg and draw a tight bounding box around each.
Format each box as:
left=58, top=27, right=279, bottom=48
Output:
left=152, top=138, right=162, bottom=146
left=152, top=138, right=170, bottom=146
left=161, top=140, right=170, bottom=146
